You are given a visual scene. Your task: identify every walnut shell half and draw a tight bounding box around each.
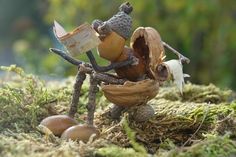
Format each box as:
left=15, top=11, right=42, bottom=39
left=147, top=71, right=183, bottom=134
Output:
left=130, top=27, right=165, bottom=79
left=101, top=79, right=159, bottom=107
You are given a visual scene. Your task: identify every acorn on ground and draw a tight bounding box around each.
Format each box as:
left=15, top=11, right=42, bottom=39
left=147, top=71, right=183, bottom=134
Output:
left=40, top=115, right=78, bottom=136
left=61, top=124, right=100, bottom=143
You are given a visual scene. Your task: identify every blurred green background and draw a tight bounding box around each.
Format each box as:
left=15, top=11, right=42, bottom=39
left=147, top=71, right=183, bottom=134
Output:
left=0, top=0, right=235, bottom=90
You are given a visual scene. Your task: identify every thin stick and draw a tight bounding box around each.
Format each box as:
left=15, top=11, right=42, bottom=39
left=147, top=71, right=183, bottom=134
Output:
left=50, top=48, right=83, bottom=66
left=86, top=75, right=99, bottom=126
left=94, top=73, right=126, bottom=85
left=68, top=67, right=86, bottom=118
left=86, top=51, right=134, bottom=72
left=162, top=41, right=190, bottom=64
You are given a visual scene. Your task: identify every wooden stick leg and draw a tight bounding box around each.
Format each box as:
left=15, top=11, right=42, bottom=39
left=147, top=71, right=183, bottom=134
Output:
left=68, top=68, right=86, bottom=118
left=86, top=75, right=99, bottom=126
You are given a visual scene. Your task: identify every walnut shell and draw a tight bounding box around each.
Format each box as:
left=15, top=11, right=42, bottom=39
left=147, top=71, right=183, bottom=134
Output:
left=97, top=31, right=125, bottom=61
left=130, top=27, right=165, bottom=79
left=101, top=79, right=159, bottom=107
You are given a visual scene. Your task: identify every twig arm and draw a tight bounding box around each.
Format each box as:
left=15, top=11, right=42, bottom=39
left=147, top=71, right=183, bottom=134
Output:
left=86, top=51, right=134, bottom=72
left=49, top=48, right=83, bottom=66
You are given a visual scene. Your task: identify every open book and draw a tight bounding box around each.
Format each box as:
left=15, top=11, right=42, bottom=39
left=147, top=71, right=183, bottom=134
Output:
left=53, top=20, right=101, bottom=55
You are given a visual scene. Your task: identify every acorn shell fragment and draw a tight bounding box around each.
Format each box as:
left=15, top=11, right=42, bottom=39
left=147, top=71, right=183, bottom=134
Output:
left=40, top=115, right=78, bottom=136
left=61, top=124, right=100, bottom=142
left=101, top=79, right=159, bottom=107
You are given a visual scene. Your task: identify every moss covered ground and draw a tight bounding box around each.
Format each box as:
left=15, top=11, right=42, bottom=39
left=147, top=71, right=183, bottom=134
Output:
left=0, top=65, right=236, bottom=157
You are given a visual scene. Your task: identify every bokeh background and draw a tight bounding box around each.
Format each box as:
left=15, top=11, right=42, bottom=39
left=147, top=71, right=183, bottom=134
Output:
left=0, top=0, right=235, bottom=90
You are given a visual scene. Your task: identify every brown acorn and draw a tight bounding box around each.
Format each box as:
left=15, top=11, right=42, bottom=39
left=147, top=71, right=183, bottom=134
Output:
left=61, top=124, right=100, bottom=143
left=40, top=115, right=78, bottom=136
left=97, top=31, right=125, bottom=62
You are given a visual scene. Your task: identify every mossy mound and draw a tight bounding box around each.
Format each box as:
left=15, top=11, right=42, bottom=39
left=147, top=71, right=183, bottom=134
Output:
left=0, top=65, right=236, bottom=157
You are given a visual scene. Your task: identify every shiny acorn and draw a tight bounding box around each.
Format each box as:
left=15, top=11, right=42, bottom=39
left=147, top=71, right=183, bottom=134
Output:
left=61, top=124, right=100, bottom=143
left=40, top=115, right=78, bottom=136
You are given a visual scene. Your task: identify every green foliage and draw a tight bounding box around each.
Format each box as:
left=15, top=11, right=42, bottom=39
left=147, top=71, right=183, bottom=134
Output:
left=1, top=0, right=236, bottom=90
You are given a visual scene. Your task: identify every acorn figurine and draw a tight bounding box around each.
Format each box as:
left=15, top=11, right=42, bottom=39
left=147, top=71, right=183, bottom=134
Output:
left=43, top=1, right=190, bottom=143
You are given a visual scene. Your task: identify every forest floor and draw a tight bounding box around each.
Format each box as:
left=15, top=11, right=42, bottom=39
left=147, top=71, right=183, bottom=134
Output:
left=1, top=65, right=236, bottom=157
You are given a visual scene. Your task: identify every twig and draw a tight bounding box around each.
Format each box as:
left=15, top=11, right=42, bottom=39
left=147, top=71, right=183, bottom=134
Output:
left=94, top=73, right=126, bottom=85
left=86, top=74, right=99, bottom=126
left=50, top=48, right=83, bottom=66
left=162, top=41, right=190, bottom=64
left=68, top=66, right=87, bottom=118
left=86, top=50, right=134, bottom=72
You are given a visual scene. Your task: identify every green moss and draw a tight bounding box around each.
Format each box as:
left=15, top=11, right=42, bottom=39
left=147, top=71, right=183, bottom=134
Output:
left=1, top=65, right=236, bottom=157
left=157, top=83, right=232, bottom=103
left=157, top=134, right=236, bottom=157
left=96, top=146, right=145, bottom=157
left=0, top=65, right=92, bottom=132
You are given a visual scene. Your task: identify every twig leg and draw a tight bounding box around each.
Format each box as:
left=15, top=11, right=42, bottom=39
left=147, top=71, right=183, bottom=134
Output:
left=86, top=75, right=99, bottom=126
left=68, top=68, right=86, bottom=118
left=162, top=41, right=190, bottom=64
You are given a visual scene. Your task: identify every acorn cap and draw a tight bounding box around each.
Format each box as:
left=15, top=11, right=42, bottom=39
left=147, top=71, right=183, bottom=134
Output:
left=106, top=11, right=132, bottom=40
left=128, top=104, right=155, bottom=122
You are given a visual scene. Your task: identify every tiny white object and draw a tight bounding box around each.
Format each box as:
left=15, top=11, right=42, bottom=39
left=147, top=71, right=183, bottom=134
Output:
left=164, top=60, right=190, bottom=94
left=53, top=20, right=101, bottom=55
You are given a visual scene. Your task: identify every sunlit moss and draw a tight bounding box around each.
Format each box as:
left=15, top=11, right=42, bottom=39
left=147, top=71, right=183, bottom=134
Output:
left=157, top=134, right=236, bottom=157
left=0, top=65, right=236, bottom=157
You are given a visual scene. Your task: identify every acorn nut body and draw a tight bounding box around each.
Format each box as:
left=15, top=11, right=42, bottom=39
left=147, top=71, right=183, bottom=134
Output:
left=61, top=124, right=100, bottom=143
left=97, top=31, right=125, bottom=61
left=40, top=115, right=78, bottom=136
